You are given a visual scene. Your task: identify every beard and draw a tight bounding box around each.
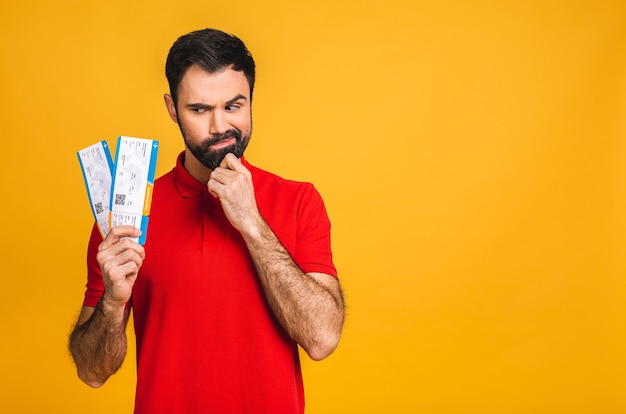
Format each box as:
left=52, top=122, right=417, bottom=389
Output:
left=182, top=126, right=251, bottom=170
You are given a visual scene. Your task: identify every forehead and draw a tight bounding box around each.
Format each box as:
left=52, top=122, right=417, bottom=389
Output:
left=178, top=64, right=250, bottom=102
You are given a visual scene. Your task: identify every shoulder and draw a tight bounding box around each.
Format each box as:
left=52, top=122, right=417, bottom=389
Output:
left=246, top=161, right=318, bottom=198
left=152, top=168, right=176, bottom=195
left=245, top=160, right=327, bottom=218
left=154, top=167, right=175, bottom=185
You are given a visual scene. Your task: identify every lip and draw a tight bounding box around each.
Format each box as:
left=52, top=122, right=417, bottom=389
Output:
left=210, top=137, right=236, bottom=149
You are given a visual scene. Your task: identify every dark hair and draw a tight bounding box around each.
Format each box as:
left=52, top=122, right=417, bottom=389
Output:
left=165, top=28, right=256, bottom=107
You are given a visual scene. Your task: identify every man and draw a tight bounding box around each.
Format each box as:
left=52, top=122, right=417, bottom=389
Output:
left=69, top=28, right=344, bottom=414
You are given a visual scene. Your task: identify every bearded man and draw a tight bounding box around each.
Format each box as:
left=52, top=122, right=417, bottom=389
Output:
left=69, top=28, right=344, bottom=414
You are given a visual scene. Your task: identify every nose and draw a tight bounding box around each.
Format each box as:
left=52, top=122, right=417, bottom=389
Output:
left=209, top=109, right=228, bottom=135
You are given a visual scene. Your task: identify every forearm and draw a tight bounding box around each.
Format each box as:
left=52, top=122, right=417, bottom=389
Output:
left=242, top=218, right=344, bottom=360
left=207, top=156, right=344, bottom=358
left=69, top=297, right=129, bottom=387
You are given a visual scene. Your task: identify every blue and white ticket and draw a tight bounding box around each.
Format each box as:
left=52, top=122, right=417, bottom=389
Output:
left=109, top=136, right=159, bottom=244
left=77, top=141, right=114, bottom=238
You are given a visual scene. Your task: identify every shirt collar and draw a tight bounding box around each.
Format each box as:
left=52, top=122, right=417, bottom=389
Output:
left=173, top=152, right=206, bottom=198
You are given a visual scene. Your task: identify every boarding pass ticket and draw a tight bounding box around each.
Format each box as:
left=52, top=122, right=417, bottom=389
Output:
left=78, top=136, right=159, bottom=244
left=77, top=141, right=114, bottom=238
left=110, top=136, right=159, bottom=244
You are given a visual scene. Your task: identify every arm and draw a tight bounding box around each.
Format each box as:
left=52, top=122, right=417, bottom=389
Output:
left=69, top=226, right=144, bottom=387
left=243, top=220, right=344, bottom=360
left=69, top=303, right=130, bottom=387
left=208, top=154, right=344, bottom=360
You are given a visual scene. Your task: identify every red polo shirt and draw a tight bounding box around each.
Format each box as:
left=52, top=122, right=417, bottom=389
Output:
left=83, top=153, right=337, bottom=413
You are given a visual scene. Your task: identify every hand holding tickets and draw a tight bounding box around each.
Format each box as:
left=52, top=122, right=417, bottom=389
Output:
left=78, top=136, right=159, bottom=244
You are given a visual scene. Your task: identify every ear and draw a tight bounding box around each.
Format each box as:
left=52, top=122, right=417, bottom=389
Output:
left=164, top=94, right=178, bottom=123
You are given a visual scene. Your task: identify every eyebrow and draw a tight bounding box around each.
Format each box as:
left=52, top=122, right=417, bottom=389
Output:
left=186, top=94, right=248, bottom=110
left=225, top=94, right=247, bottom=106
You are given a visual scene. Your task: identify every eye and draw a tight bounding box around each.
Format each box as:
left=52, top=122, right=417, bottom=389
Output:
left=225, top=104, right=240, bottom=112
left=191, top=107, right=206, bottom=114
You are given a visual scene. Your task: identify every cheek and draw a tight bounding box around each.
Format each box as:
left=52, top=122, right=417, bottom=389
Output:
left=234, top=115, right=252, bottom=133
left=179, top=117, right=205, bottom=138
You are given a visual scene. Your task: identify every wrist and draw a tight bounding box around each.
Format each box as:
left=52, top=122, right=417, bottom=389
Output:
left=240, top=213, right=268, bottom=243
left=100, top=293, right=128, bottom=317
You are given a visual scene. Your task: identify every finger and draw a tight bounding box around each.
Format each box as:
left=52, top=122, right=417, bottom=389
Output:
left=220, top=152, right=248, bottom=171
left=98, top=245, right=145, bottom=286
left=115, top=241, right=145, bottom=264
left=100, top=226, right=142, bottom=250
left=113, top=239, right=145, bottom=262
left=98, top=237, right=146, bottom=271
left=103, top=257, right=142, bottom=281
left=119, top=237, right=146, bottom=259
left=207, top=176, right=225, bottom=198
left=98, top=241, right=145, bottom=270
left=219, top=153, right=236, bottom=169
left=210, top=166, right=235, bottom=182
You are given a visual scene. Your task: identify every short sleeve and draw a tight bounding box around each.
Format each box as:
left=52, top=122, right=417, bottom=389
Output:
left=83, top=223, right=105, bottom=307
left=293, top=183, right=337, bottom=278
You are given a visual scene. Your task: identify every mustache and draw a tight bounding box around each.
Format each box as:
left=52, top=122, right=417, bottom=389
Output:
left=205, top=129, right=242, bottom=146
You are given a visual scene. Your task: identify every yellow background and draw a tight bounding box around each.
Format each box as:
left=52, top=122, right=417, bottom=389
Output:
left=1, top=1, right=625, bottom=413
